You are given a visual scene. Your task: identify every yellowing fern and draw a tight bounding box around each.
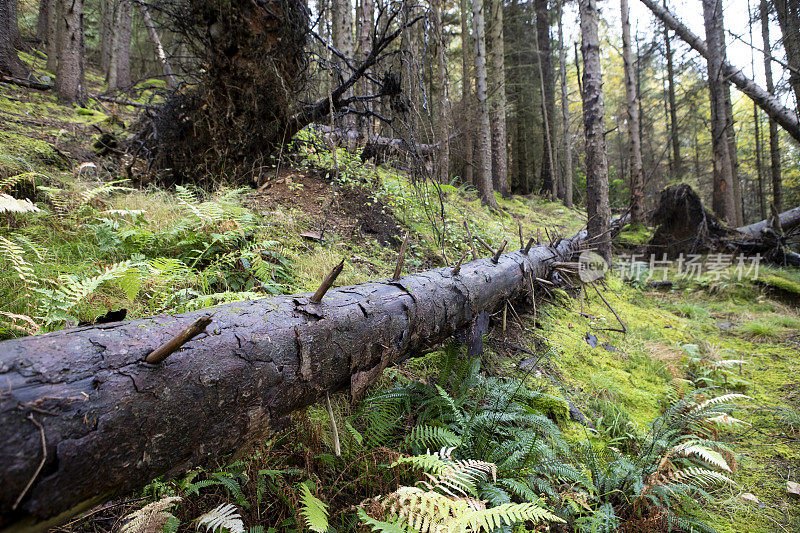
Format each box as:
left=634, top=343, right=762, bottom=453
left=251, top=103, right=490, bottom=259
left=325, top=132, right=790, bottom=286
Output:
left=120, top=496, right=182, bottom=533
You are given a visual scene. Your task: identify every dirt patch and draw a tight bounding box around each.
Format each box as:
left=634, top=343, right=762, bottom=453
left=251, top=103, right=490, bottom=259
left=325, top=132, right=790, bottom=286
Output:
left=244, top=168, right=403, bottom=248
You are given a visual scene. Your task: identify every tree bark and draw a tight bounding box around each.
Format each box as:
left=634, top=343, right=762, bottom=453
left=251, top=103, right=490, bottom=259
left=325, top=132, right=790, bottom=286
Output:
left=433, top=0, right=450, bottom=184
left=36, top=0, right=48, bottom=44
left=640, top=0, right=800, bottom=145
left=332, top=0, right=355, bottom=130
left=621, top=0, right=644, bottom=224
left=487, top=0, right=509, bottom=195
left=557, top=0, right=573, bottom=207
left=358, top=0, right=374, bottom=138
left=460, top=0, right=475, bottom=186
left=738, top=204, right=800, bottom=237
left=472, top=0, right=497, bottom=208
left=45, top=0, right=57, bottom=72
left=702, top=0, right=736, bottom=225
left=108, top=0, right=132, bottom=90
left=760, top=0, right=781, bottom=213
left=579, top=0, right=611, bottom=261
left=772, top=0, right=800, bottom=110
left=663, top=16, right=682, bottom=180
left=0, top=0, right=27, bottom=78
left=138, top=2, right=177, bottom=89
left=535, top=0, right=558, bottom=199
left=55, top=0, right=84, bottom=103
left=0, top=234, right=588, bottom=528
left=100, top=0, right=114, bottom=75
left=8, top=0, right=21, bottom=49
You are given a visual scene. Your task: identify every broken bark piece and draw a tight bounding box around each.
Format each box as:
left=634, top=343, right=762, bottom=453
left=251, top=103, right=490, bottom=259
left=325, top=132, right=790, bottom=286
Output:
left=310, top=259, right=345, bottom=303
left=145, top=316, right=213, bottom=364
left=491, top=240, right=508, bottom=264
left=392, top=231, right=410, bottom=281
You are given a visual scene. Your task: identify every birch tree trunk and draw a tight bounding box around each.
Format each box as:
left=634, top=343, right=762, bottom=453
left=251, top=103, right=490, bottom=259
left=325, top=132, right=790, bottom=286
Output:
left=557, top=0, right=573, bottom=207
left=702, top=0, right=738, bottom=225
left=621, top=0, right=644, bottom=223
left=138, top=2, right=177, bottom=89
left=472, top=0, right=498, bottom=207
left=487, top=0, right=509, bottom=195
left=760, top=0, right=781, bottom=213
left=579, top=0, right=611, bottom=261
left=55, top=0, right=84, bottom=103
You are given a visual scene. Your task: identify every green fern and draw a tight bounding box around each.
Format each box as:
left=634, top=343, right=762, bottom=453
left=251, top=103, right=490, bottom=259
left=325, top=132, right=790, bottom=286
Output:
left=298, top=482, right=329, bottom=533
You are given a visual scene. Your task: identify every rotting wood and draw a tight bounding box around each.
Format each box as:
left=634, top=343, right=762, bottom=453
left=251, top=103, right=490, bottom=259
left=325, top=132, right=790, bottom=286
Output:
left=0, top=231, right=589, bottom=528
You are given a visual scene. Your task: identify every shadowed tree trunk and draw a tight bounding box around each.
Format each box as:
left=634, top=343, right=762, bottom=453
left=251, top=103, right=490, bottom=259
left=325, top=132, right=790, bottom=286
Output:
left=557, top=0, right=573, bottom=207
left=332, top=0, right=355, bottom=131
left=487, top=0, right=508, bottom=195
left=460, top=0, right=474, bottom=186
left=760, top=0, right=781, bottom=213
left=55, top=0, right=85, bottom=103
left=36, top=0, right=48, bottom=43
left=0, top=231, right=589, bottom=529
left=138, top=2, right=177, bottom=89
left=536, top=0, right=558, bottom=199
left=663, top=10, right=682, bottom=180
left=108, top=0, right=132, bottom=89
left=0, top=0, right=27, bottom=77
left=433, top=0, right=450, bottom=184
left=579, top=0, right=611, bottom=261
left=100, top=0, right=114, bottom=74
left=621, top=0, right=644, bottom=224
left=702, top=0, right=737, bottom=225
left=46, top=0, right=57, bottom=72
left=472, top=0, right=497, bottom=207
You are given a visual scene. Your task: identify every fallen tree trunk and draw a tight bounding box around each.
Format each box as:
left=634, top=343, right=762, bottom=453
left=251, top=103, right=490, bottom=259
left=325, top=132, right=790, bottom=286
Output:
left=639, top=0, right=800, bottom=144
left=0, top=233, right=584, bottom=530
left=648, top=184, right=800, bottom=265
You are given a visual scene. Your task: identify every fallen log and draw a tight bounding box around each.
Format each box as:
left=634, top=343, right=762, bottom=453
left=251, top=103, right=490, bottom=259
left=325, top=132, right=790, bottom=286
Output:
left=0, top=231, right=585, bottom=530
left=648, top=184, right=800, bottom=265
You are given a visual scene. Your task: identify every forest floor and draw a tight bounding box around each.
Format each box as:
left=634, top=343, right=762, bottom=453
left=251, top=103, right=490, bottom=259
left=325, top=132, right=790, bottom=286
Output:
left=2, top=58, right=800, bottom=533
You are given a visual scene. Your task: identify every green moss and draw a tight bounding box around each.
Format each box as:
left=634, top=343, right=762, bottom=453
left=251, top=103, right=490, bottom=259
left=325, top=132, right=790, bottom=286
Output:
left=615, top=222, right=652, bottom=246
left=758, top=273, right=800, bottom=296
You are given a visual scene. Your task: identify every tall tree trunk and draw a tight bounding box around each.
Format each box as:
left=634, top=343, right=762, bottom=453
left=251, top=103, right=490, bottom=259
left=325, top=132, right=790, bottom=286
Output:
left=749, top=0, right=765, bottom=220
left=772, top=0, right=800, bottom=109
left=472, top=0, right=498, bottom=207
left=761, top=0, right=782, bottom=213
left=46, top=0, right=57, bottom=71
left=621, top=0, right=644, bottom=224
left=0, top=0, right=28, bottom=77
left=332, top=0, right=355, bottom=130
left=702, top=0, right=737, bottom=225
left=557, top=0, right=573, bottom=207
left=640, top=0, right=800, bottom=144
left=433, top=0, right=450, bottom=184
left=720, top=26, right=743, bottom=226
left=460, top=0, right=474, bottom=186
left=100, top=0, right=114, bottom=74
left=358, top=0, right=374, bottom=138
left=108, top=0, right=132, bottom=89
left=487, top=0, right=509, bottom=195
left=663, top=15, right=682, bottom=180
left=8, top=0, right=21, bottom=49
left=535, top=0, right=558, bottom=199
left=139, top=2, right=177, bottom=89
left=36, top=0, right=48, bottom=43
left=55, top=0, right=84, bottom=103
left=579, top=0, right=611, bottom=261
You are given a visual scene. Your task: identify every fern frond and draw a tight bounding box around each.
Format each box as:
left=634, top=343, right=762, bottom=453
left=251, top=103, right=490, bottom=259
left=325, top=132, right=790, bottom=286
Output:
left=0, top=193, right=40, bottom=213
left=667, top=467, right=735, bottom=487
left=408, top=425, right=462, bottom=450
left=298, top=482, right=329, bottom=533
left=196, top=503, right=245, bottom=533
left=357, top=509, right=409, bottom=533
left=120, top=496, right=182, bottom=533
left=672, top=442, right=731, bottom=472
left=455, top=502, right=564, bottom=531
left=79, top=179, right=134, bottom=206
